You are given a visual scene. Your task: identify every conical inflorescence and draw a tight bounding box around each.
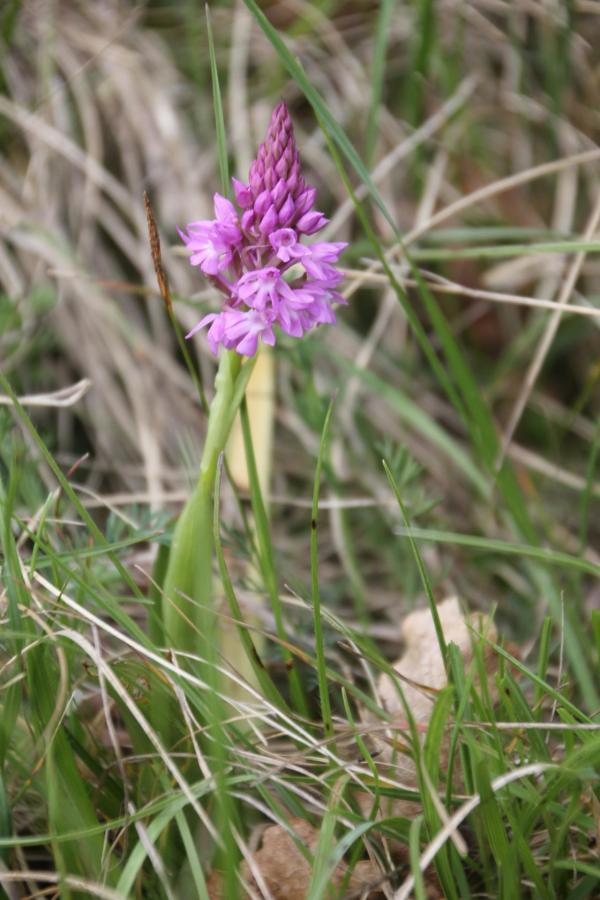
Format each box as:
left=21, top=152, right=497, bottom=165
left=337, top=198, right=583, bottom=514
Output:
left=180, top=101, right=347, bottom=356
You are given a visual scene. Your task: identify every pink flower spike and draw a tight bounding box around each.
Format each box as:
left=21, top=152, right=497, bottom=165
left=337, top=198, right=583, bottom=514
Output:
left=180, top=101, right=347, bottom=353
left=295, top=210, right=329, bottom=234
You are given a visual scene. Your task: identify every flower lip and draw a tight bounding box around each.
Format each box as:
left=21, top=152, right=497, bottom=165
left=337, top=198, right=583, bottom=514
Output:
left=269, top=228, right=307, bottom=263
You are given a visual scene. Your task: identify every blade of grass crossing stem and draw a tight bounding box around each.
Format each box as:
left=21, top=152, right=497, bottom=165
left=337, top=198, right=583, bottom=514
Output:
left=382, top=459, right=448, bottom=666
left=242, top=0, right=396, bottom=232
left=365, top=0, right=395, bottom=167
left=213, top=455, right=290, bottom=711
left=205, top=4, right=229, bottom=194
left=311, top=399, right=335, bottom=740
left=239, top=399, right=308, bottom=716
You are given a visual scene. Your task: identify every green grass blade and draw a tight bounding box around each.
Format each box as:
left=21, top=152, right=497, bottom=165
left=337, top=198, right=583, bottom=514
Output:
left=311, top=398, right=335, bottom=739
left=382, top=459, right=447, bottom=664
left=213, top=454, right=290, bottom=710
left=239, top=399, right=309, bottom=716
left=205, top=3, right=229, bottom=194
left=242, top=0, right=396, bottom=231
left=365, top=0, right=395, bottom=167
left=408, top=815, right=427, bottom=900
left=393, top=526, right=600, bottom=577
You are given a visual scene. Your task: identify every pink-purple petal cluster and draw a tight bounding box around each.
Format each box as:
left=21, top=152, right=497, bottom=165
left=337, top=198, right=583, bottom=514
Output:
left=180, top=101, right=347, bottom=356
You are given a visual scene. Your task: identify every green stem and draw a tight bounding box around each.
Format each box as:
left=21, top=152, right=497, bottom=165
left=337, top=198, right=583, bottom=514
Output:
left=162, top=350, right=244, bottom=654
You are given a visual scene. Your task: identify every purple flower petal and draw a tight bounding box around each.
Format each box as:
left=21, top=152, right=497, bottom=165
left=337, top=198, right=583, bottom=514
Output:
left=277, top=194, right=296, bottom=227
left=271, top=179, right=288, bottom=208
left=254, top=190, right=272, bottom=216
left=294, top=187, right=317, bottom=217
left=258, top=205, right=278, bottom=235
left=213, top=193, right=238, bottom=224
left=296, top=210, right=329, bottom=234
left=241, top=209, right=255, bottom=231
left=232, top=177, right=253, bottom=208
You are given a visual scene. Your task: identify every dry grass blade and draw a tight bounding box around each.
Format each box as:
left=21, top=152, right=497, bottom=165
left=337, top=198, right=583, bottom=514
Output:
left=0, top=379, right=92, bottom=407
left=0, top=872, right=126, bottom=900
left=144, top=191, right=173, bottom=314
left=343, top=268, right=600, bottom=319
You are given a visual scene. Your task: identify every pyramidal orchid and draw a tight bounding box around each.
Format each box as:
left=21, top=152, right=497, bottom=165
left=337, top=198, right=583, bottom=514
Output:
left=180, top=101, right=347, bottom=356
left=161, top=103, right=343, bottom=698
